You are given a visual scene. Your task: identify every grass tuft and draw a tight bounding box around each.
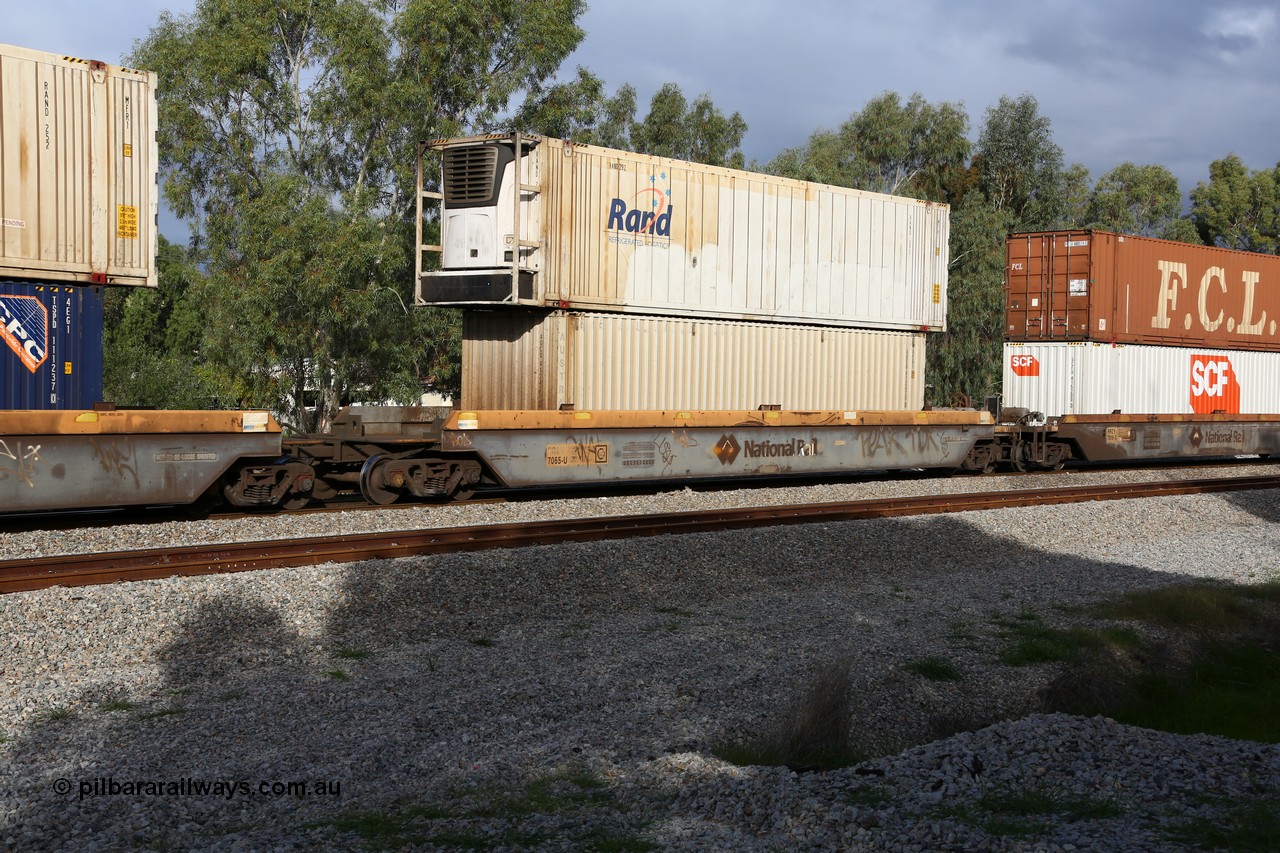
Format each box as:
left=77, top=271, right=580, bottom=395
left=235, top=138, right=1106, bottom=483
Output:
left=37, top=707, right=75, bottom=723
left=1165, top=795, right=1280, bottom=851
left=1023, top=580, right=1280, bottom=743
left=97, top=700, right=138, bottom=713
left=138, top=706, right=186, bottom=720
left=904, top=656, right=965, bottom=682
left=716, top=658, right=871, bottom=771
left=939, top=784, right=1124, bottom=838
left=333, top=647, right=372, bottom=660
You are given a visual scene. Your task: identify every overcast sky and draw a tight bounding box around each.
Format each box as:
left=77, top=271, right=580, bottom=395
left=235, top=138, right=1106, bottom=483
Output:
left=10, top=1, right=1280, bottom=235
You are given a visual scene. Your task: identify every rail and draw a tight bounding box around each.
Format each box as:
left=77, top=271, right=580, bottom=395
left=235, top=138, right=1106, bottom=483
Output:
left=3, top=474, right=1278, bottom=594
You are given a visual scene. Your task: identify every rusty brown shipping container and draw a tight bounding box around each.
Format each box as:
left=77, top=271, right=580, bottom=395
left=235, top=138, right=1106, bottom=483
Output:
left=1006, top=230, right=1280, bottom=351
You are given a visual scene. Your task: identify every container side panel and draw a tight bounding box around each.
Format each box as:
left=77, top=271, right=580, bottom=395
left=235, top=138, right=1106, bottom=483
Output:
left=1, top=44, right=156, bottom=286
left=461, top=309, right=925, bottom=411
left=1007, top=230, right=1280, bottom=351
left=0, top=281, right=103, bottom=409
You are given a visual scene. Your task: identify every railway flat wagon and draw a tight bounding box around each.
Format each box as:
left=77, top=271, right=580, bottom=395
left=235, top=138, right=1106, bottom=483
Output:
left=461, top=310, right=925, bottom=412
left=434, top=409, right=993, bottom=491
left=0, top=409, right=295, bottom=512
left=1006, top=230, right=1280, bottom=352
left=417, top=134, right=948, bottom=331
left=1, top=281, right=103, bottom=409
left=0, top=42, right=158, bottom=287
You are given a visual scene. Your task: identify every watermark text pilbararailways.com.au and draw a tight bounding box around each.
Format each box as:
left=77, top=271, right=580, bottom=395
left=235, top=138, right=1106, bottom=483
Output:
left=55, top=777, right=342, bottom=801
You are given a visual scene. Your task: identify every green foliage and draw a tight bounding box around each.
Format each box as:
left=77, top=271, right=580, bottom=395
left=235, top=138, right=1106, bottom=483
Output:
left=129, top=0, right=585, bottom=429
left=1190, top=154, right=1280, bottom=251
left=1086, top=162, right=1193, bottom=239
left=104, top=237, right=234, bottom=408
left=768, top=91, right=969, bottom=201
left=1166, top=795, right=1280, bottom=852
left=926, top=191, right=1010, bottom=405
left=975, top=94, right=1068, bottom=230
left=630, top=83, right=748, bottom=168
left=318, top=773, right=650, bottom=851
left=520, top=74, right=746, bottom=168
left=939, top=785, right=1124, bottom=838
left=1012, top=581, right=1280, bottom=743
left=904, top=656, right=965, bottom=682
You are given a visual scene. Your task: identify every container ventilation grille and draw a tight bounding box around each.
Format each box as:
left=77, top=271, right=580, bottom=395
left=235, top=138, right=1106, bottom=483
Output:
left=443, top=146, right=499, bottom=205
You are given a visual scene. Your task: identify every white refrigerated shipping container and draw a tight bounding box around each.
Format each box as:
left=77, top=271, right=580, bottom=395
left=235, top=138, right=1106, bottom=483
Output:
left=463, top=310, right=926, bottom=411
left=418, top=134, right=948, bottom=331
left=1002, top=341, right=1280, bottom=417
left=1, top=42, right=158, bottom=287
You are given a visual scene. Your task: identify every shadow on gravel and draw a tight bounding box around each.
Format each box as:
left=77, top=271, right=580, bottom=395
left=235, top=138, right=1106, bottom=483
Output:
left=1223, top=487, right=1280, bottom=523
left=4, top=496, right=1277, bottom=850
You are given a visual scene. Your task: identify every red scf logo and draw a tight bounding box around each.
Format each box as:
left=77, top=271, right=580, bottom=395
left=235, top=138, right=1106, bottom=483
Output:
left=1189, top=355, right=1240, bottom=414
left=1009, top=354, right=1040, bottom=377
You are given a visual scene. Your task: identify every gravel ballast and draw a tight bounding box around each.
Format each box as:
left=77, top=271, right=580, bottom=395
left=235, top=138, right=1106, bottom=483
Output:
left=2, top=470, right=1278, bottom=851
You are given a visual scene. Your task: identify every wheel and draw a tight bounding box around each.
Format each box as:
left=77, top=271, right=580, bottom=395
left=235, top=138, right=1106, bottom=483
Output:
left=359, top=454, right=401, bottom=505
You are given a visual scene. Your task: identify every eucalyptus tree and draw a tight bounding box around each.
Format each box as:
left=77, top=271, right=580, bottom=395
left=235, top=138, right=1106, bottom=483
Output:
left=1084, top=163, right=1197, bottom=241
left=767, top=91, right=970, bottom=202
left=631, top=83, right=748, bottom=168
left=513, top=68, right=638, bottom=149
left=925, top=191, right=1012, bottom=406
left=129, top=0, right=585, bottom=430
left=974, top=94, right=1072, bottom=230
left=104, top=236, right=229, bottom=408
left=1189, top=154, right=1280, bottom=253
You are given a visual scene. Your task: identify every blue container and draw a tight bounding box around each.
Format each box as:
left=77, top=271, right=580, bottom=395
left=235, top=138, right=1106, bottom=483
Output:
left=0, top=281, right=104, bottom=409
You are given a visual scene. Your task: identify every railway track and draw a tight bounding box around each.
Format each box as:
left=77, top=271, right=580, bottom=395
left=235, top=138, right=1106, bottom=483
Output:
left=3, top=473, right=1278, bottom=594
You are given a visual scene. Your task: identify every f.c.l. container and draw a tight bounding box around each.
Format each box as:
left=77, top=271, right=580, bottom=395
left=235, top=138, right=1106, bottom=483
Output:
left=1002, top=341, right=1280, bottom=417
left=1006, top=230, right=1280, bottom=351
left=1, top=42, right=158, bottom=287
left=418, top=134, right=948, bottom=331
left=461, top=310, right=926, bottom=411
left=0, top=280, right=103, bottom=409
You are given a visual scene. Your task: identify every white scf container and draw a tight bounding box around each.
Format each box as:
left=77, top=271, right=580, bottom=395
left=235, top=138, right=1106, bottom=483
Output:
left=1002, top=341, right=1280, bottom=416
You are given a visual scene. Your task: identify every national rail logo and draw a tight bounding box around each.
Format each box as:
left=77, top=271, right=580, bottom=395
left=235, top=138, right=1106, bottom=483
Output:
left=1189, top=354, right=1241, bottom=414
left=713, top=434, right=741, bottom=465
left=0, top=294, right=48, bottom=372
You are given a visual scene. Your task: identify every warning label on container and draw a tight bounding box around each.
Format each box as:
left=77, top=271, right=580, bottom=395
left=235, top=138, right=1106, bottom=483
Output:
left=117, top=205, right=139, bottom=239
left=546, top=443, right=609, bottom=467
left=0, top=294, right=49, bottom=373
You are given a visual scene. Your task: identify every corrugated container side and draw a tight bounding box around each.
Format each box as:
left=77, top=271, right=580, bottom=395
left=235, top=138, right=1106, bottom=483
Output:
left=0, top=42, right=158, bottom=287
left=1002, top=341, right=1280, bottom=417
left=462, top=310, right=924, bottom=411
left=0, top=280, right=103, bottom=408
left=1006, top=230, right=1280, bottom=351
left=421, top=135, right=949, bottom=331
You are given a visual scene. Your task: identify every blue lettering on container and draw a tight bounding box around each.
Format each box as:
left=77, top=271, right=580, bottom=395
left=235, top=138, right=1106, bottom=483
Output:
left=607, top=198, right=673, bottom=236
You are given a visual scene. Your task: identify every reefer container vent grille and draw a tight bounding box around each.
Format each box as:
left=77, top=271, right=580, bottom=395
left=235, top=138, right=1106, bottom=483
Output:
left=443, top=146, right=499, bottom=204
